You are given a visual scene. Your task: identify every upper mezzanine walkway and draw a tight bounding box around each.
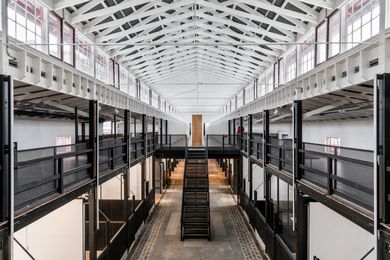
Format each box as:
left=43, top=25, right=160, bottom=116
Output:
left=128, top=160, right=266, bottom=260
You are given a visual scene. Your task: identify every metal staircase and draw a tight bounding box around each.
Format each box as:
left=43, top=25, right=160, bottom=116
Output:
left=181, top=147, right=211, bottom=240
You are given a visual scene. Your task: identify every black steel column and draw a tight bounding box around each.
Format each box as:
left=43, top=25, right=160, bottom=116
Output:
left=152, top=117, right=156, bottom=150
left=0, top=75, right=12, bottom=260
left=113, top=112, right=117, bottom=138
left=81, top=123, right=86, bottom=142
left=238, top=158, right=242, bottom=204
left=248, top=114, right=253, bottom=201
left=248, top=114, right=253, bottom=156
left=123, top=110, right=130, bottom=221
left=142, top=114, right=146, bottom=156
left=228, top=120, right=231, bottom=145
left=240, top=116, right=243, bottom=150
left=141, top=161, right=146, bottom=200
left=262, top=110, right=270, bottom=223
left=293, top=100, right=303, bottom=180
left=377, top=73, right=390, bottom=260
left=296, top=193, right=310, bottom=260
left=75, top=107, right=79, bottom=144
left=160, top=118, right=163, bottom=146
left=88, top=100, right=98, bottom=260
left=233, top=118, right=236, bottom=146
left=142, top=114, right=147, bottom=200
left=165, top=120, right=168, bottom=145
left=262, top=110, right=269, bottom=165
left=89, top=101, right=98, bottom=179
left=133, top=117, right=137, bottom=137
left=152, top=154, right=156, bottom=200
left=124, top=110, right=130, bottom=165
left=249, top=161, right=253, bottom=201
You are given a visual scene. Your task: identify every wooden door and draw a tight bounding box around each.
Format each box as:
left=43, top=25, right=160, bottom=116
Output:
left=192, top=114, right=202, bottom=146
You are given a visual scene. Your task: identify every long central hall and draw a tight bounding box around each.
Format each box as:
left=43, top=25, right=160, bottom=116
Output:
left=1, top=0, right=389, bottom=259
left=130, top=160, right=265, bottom=260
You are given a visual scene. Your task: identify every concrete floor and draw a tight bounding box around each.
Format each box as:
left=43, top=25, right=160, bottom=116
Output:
left=129, top=161, right=265, bottom=260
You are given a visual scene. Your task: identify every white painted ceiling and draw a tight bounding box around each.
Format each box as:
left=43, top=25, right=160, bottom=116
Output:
left=57, top=0, right=334, bottom=122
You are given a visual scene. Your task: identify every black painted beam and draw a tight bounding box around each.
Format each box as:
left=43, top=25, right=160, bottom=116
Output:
left=377, top=73, right=390, bottom=260
left=293, top=101, right=303, bottom=180
left=0, top=75, right=12, bottom=260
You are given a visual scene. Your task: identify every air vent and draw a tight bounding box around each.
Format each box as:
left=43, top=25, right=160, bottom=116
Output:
left=342, top=71, right=347, bottom=78
left=331, top=75, right=336, bottom=81
left=9, top=60, right=18, bottom=68
left=370, top=58, right=379, bottom=67
left=354, top=66, right=359, bottom=73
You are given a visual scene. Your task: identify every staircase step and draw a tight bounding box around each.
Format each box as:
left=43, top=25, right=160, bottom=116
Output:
left=181, top=149, right=210, bottom=240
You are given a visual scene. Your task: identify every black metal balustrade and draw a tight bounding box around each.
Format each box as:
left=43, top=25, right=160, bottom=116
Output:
left=146, top=134, right=159, bottom=152
left=160, top=135, right=188, bottom=149
left=266, top=137, right=293, bottom=173
left=15, top=142, right=92, bottom=211
left=130, top=137, right=145, bottom=161
left=250, top=133, right=263, bottom=160
left=99, top=138, right=127, bottom=173
left=206, top=134, right=235, bottom=151
left=241, top=133, right=248, bottom=152
left=13, top=134, right=161, bottom=213
left=208, top=131, right=374, bottom=212
left=300, top=142, right=374, bottom=210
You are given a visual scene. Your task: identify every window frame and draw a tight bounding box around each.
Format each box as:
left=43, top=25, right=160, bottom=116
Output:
left=75, top=32, right=94, bottom=76
left=8, top=0, right=48, bottom=53
left=327, top=9, right=341, bottom=60
left=315, top=19, right=328, bottom=65
left=48, top=11, right=63, bottom=60
left=62, top=21, right=75, bottom=66
left=114, top=62, right=120, bottom=89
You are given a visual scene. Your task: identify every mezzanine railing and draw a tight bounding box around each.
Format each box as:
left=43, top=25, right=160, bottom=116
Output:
left=207, top=134, right=374, bottom=210
left=160, top=134, right=188, bottom=150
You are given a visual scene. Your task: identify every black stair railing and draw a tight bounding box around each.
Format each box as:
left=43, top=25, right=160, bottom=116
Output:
left=181, top=143, right=211, bottom=240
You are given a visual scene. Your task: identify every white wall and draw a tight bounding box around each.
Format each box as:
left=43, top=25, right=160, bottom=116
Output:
left=252, top=164, right=264, bottom=200
left=303, top=119, right=373, bottom=150
left=167, top=118, right=188, bottom=134
left=267, top=118, right=373, bottom=150
left=100, top=175, right=123, bottom=199
left=129, top=164, right=142, bottom=200
left=206, top=119, right=229, bottom=135
left=14, top=118, right=75, bottom=149
left=243, top=157, right=249, bottom=196
left=308, top=202, right=375, bottom=260
left=146, top=156, right=153, bottom=192
left=14, top=199, right=84, bottom=260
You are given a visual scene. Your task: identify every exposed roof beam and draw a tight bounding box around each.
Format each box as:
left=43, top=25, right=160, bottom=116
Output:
left=303, top=100, right=349, bottom=119
left=54, top=0, right=90, bottom=10
left=234, top=0, right=317, bottom=24
left=297, top=0, right=334, bottom=10
left=71, top=0, right=152, bottom=23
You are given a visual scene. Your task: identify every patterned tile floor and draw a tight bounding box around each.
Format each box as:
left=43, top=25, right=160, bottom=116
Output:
left=128, top=161, right=266, bottom=260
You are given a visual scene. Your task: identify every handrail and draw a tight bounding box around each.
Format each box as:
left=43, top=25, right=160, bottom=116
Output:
left=303, top=141, right=373, bottom=153
left=180, top=139, right=188, bottom=240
